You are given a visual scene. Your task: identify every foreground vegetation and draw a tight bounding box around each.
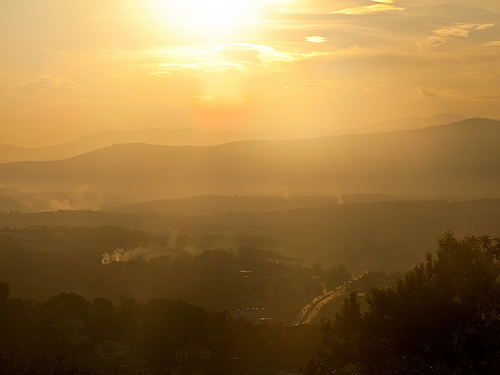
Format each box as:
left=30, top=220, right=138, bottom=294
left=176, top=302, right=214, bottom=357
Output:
left=305, top=232, right=500, bottom=374
left=0, top=284, right=320, bottom=375
left=1, top=231, right=499, bottom=374
left=0, top=225, right=357, bottom=322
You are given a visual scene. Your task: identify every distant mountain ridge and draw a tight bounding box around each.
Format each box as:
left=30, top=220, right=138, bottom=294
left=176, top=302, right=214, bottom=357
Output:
left=0, top=126, right=337, bottom=163
left=353, top=113, right=468, bottom=133
left=107, top=194, right=399, bottom=216
left=0, top=117, right=498, bottom=206
left=0, top=114, right=467, bottom=162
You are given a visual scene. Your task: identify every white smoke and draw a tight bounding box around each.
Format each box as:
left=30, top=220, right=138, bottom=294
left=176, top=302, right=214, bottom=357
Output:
left=49, top=185, right=104, bottom=211
left=101, top=232, right=196, bottom=266
left=101, top=245, right=170, bottom=265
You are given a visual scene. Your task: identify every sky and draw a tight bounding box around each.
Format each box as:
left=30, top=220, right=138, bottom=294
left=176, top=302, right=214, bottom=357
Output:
left=1, top=0, right=499, bottom=147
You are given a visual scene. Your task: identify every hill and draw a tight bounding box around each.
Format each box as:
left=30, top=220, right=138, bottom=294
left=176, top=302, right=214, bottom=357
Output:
left=352, top=113, right=467, bottom=133
left=107, top=194, right=404, bottom=215
left=2, top=199, right=500, bottom=273
left=0, top=114, right=465, bottom=163
left=0, top=126, right=336, bottom=163
left=0, top=118, right=499, bottom=205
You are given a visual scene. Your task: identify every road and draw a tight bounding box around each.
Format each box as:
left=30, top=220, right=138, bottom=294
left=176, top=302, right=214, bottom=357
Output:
left=292, top=274, right=366, bottom=325
left=292, top=287, right=346, bottom=325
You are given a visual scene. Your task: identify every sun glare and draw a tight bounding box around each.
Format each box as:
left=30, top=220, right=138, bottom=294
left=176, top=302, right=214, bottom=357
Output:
left=143, top=0, right=294, bottom=130
left=152, top=0, right=268, bottom=41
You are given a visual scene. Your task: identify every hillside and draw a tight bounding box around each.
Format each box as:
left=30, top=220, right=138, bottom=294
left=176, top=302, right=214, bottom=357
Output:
left=0, top=126, right=336, bottom=163
left=107, top=194, right=403, bottom=215
left=352, top=113, right=467, bottom=133
left=0, top=118, right=499, bottom=204
left=2, top=199, right=500, bottom=273
left=0, top=114, right=466, bottom=163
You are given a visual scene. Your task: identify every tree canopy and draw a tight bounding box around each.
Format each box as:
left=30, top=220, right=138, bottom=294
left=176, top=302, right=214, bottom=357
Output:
left=305, top=232, right=500, bottom=375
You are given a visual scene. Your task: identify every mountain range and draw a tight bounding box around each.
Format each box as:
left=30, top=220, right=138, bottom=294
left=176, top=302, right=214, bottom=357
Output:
left=352, top=113, right=467, bottom=133
left=0, top=127, right=336, bottom=163
left=0, top=114, right=467, bottom=163
left=0, top=117, right=499, bottom=209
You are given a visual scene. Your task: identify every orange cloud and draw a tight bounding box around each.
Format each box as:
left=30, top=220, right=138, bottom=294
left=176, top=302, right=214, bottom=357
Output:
left=415, top=86, right=499, bottom=101
left=306, top=36, right=327, bottom=43
left=5, top=76, right=85, bottom=97
left=483, top=41, right=500, bottom=47
left=417, top=23, right=496, bottom=51
left=145, top=43, right=335, bottom=77
left=332, top=0, right=404, bottom=15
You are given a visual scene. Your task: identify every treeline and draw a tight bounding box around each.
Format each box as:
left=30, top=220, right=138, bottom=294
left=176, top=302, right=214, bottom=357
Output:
left=305, top=232, right=500, bottom=374
left=0, top=285, right=318, bottom=375
left=0, top=225, right=351, bottom=322
left=2, top=199, right=500, bottom=273
left=3, top=231, right=497, bottom=373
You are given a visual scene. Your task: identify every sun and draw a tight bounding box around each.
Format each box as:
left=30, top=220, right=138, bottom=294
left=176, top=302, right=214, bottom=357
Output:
left=151, top=0, right=268, bottom=42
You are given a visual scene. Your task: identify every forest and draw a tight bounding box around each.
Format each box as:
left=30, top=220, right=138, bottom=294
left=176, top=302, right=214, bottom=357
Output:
left=305, top=233, right=500, bottom=375
left=0, top=283, right=321, bottom=375
left=3, top=0, right=500, bottom=371
left=1, top=120, right=500, bottom=373
left=1, top=230, right=499, bottom=374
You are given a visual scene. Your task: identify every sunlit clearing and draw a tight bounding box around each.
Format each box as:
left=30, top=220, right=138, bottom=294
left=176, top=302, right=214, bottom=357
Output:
left=151, top=0, right=269, bottom=41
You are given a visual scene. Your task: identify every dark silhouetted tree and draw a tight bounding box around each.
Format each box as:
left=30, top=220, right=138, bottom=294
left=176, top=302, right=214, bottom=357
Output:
left=43, top=292, right=90, bottom=322
left=305, top=232, right=500, bottom=375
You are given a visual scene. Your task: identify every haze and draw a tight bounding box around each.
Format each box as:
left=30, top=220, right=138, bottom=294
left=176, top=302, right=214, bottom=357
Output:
left=2, top=2, right=500, bottom=375
left=1, top=0, right=499, bottom=147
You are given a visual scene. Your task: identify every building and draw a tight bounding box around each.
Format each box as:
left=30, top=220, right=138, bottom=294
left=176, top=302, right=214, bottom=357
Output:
left=53, top=317, right=85, bottom=332
left=176, top=346, right=211, bottom=364
left=57, top=331, right=92, bottom=346
left=117, top=356, right=151, bottom=375
left=95, top=341, right=130, bottom=360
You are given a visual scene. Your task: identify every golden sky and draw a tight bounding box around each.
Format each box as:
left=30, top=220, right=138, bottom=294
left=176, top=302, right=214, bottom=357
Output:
left=1, top=0, right=499, bottom=147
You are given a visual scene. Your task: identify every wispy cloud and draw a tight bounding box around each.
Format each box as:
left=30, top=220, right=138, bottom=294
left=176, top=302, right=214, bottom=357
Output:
left=483, top=41, right=500, bottom=47
left=4, top=76, right=85, bottom=97
left=332, top=0, right=404, bottom=15
left=306, top=36, right=328, bottom=43
left=363, top=83, right=387, bottom=92
left=216, top=43, right=333, bottom=64
left=415, top=86, right=439, bottom=98
left=416, top=86, right=499, bottom=100
left=146, top=43, right=335, bottom=76
left=417, top=23, right=496, bottom=52
left=1, top=76, right=88, bottom=114
left=473, top=94, right=500, bottom=100
left=268, top=0, right=404, bottom=17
